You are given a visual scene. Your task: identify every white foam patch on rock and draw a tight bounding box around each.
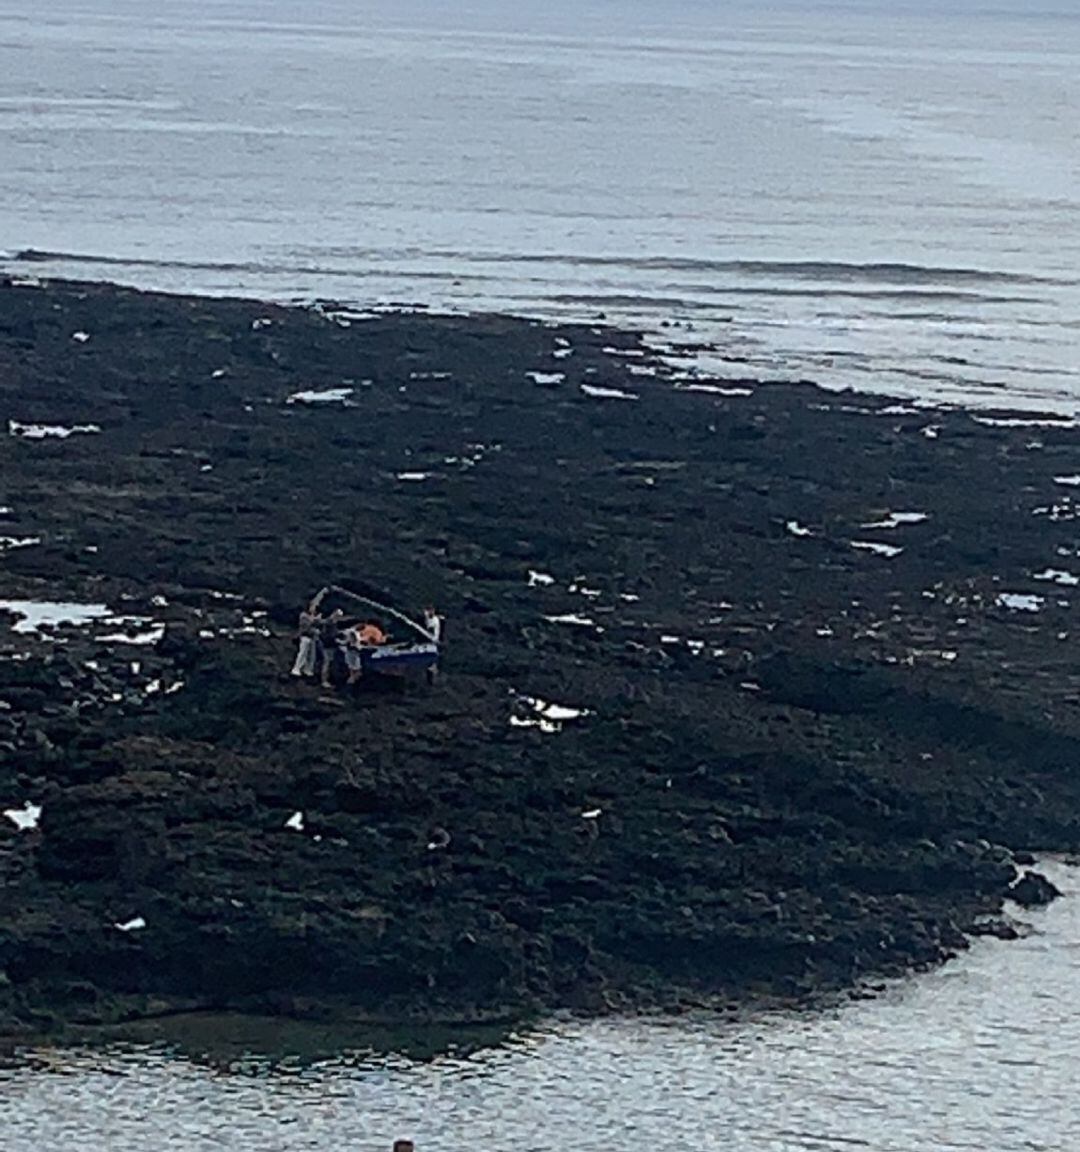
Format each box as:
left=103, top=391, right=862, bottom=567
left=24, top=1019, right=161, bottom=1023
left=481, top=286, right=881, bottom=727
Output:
left=851, top=541, right=904, bottom=558
left=1032, top=503, right=1077, bottom=522
left=3, top=801, right=42, bottom=831
left=861, top=512, right=928, bottom=530
left=511, top=694, right=591, bottom=733
left=286, top=387, right=353, bottom=405
left=996, top=592, right=1044, bottom=612
left=8, top=420, right=101, bottom=439
left=786, top=520, right=812, bottom=537
left=581, top=383, right=638, bottom=401
left=675, top=383, right=754, bottom=397
left=0, top=600, right=112, bottom=633
left=527, top=371, right=565, bottom=385
left=568, top=583, right=601, bottom=598
left=1034, top=568, right=1080, bottom=586
left=543, top=612, right=596, bottom=627
left=975, top=416, right=1078, bottom=428
left=527, top=570, right=555, bottom=587
left=94, top=622, right=166, bottom=646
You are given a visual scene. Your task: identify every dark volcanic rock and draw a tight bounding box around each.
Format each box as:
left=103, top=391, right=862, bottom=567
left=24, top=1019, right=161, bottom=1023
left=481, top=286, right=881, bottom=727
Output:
left=1009, top=870, right=1062, bottom=907
left=1, top=275, right=1079, bottom=1041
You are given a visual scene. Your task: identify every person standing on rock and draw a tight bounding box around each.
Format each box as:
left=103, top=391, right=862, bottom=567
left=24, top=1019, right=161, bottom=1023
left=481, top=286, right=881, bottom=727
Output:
left=423, top=605, right=442, bottom=644
left=423, top=605, right=442, bottom=685
left=290, top=592, right=326, bottom=678
left=317, top=608, right=344, bottom=687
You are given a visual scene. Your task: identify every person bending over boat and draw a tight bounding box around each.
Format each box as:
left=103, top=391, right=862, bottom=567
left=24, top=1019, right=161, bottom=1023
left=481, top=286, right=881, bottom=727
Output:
left=344, top=619, right=388, bottom=684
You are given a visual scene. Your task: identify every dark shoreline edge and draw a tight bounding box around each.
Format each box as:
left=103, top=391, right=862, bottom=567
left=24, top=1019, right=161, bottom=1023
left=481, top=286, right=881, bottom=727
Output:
left=1, top=276, right=1078, bottom=1050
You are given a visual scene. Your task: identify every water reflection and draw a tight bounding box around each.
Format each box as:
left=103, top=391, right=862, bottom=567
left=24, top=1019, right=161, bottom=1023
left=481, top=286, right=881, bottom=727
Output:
left=3, top=862, right=1078, bottom=1150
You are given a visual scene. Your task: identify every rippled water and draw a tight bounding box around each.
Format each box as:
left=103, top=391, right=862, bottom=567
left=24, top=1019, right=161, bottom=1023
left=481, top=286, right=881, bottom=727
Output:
left=1, top=0, right=1079, bottom=408
left=3, top=861, right=1078, bottom=1150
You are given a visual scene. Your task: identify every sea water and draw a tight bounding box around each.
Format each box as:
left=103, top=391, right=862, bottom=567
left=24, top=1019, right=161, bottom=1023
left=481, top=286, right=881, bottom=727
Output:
left=0, top=0, right=1078, bottom=409
left=3, top=860, right=1079, bottom=1150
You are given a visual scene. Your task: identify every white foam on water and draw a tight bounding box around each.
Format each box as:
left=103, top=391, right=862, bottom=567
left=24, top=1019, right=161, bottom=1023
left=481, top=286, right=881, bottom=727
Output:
left=552, top=347, right=573, bottom=360
left=0, top=536, right=41, bottom=550
left=527, top=570, right=555, bottom=587
left=251, top=317, right=272, bottom=330
left=527, top=371, right=565, bottom=385
left=581, top=383, right=638, bottom=400
left=396, top=471, right=432, bottom=481
left=996, top=592, right=1044, bottom=612
left=851, top=541, right=904, bottom=558
left=3, top=801, right=41, bottom=831
left=71, top=330, right=90, bottom=343
left=286, top=387, right=353, bottom=405
left=1034, top=569, right=1080, bottom=586
left=114, top=916, right=146, bottom=932
left=1053, top=476, right=1080, bottom=486
left=861, top=512, right=928, bottom=529
left=8, top=420, right=101, bottom=439
left=786, top=520, right=813, bottom=537
left=284, top=811, right=305, bottom=832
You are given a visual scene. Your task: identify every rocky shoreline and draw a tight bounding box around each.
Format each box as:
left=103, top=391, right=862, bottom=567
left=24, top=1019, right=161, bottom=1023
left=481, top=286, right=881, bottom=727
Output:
left=1, top=276, right=1078, bottom=1045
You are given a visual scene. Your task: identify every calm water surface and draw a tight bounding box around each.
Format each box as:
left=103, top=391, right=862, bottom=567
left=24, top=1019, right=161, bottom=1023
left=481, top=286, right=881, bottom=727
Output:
left=3, top=861, right=1078, bottom=1151
left=1, top=0, right=1079, bottom=408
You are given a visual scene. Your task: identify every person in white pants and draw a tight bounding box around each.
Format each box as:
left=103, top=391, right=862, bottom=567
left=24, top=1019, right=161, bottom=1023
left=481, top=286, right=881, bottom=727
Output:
left=290, top=602, right=321, bottom=677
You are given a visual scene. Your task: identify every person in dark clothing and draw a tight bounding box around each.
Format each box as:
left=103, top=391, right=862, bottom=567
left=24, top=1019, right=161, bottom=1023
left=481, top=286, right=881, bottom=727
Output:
left=317, top=608, right=344, bottom=687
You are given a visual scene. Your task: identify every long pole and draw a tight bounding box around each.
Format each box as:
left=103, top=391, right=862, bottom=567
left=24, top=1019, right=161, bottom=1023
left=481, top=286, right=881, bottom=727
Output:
left=327, top=585, right=436, bottom=642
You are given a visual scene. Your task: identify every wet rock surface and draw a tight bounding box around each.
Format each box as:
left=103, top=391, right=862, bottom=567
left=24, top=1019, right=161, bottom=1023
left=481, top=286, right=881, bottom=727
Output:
left=2, top=277, right=1080, bottom=1040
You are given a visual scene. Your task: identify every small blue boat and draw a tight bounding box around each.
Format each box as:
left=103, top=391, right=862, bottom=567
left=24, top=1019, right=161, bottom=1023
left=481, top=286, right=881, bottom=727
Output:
left=361, top=640, right=439, bottom=675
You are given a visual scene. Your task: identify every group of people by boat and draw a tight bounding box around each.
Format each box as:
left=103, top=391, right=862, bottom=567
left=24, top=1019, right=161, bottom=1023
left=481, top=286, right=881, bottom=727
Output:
left=290, top=586, right=442, bottom=687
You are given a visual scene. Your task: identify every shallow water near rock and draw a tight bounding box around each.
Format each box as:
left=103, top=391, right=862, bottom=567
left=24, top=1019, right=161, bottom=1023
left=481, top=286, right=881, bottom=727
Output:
left=4, top=861, right=1078, bottom=1151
